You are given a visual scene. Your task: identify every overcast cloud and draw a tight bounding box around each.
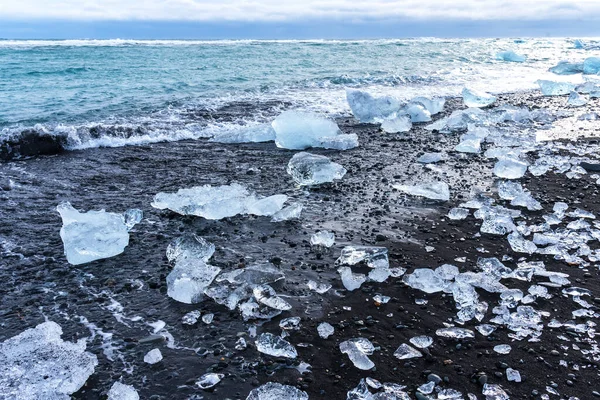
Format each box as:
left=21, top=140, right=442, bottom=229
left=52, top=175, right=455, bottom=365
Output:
left=1, top=0, right=599, bottom=21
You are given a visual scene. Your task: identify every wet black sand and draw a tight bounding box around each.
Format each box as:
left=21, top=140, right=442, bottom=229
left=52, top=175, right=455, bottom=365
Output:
left=1, top=92, right=599, bottom=399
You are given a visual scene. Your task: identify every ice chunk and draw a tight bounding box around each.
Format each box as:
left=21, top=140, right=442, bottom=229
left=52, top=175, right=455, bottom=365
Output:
left=403, top=269, right=446, bottom=293
left=253, top=285, right=292, bottom=311
left=336, top=246, right=388, bottom=268
left=272, top=111, right=351, bottom=150
left=507, top=232, right=537, bottom=254
left=338, top=267, right=367, bottom=291
left=57, top=201, right=131, bottom=265
left=167, top=234, right=215, bottom=263
left=482, top=384, right=509, bottom=400
left=583, top=57, right=600, bottom=74
left=373, top=294, right=391, bottom=304
left=462, top=88, right=496, bottom=108
left=279, top=317, right=301, bottom=330
left=418, top=152, right=444, bottom=164
left=196, top=373, right=224, bottom=389
left=496, top=50, right=526, bottom=62
left=455, top=135, right=482, bottom=153
left=255, top=333, right=297, bottom=358
left=143, top=348, right=162, bottom=364
left=317, top=322, right=335, bottom=339
left=448, top=208, right=469, bottom=220
left=393, top=343, right=423, bottom=360
left=307, top=280, right=332, bottom=293
left=381, top=115, right=412, bottom=133
left=346, top=89, right=402, bottom=123
left=567, top=91, right=588, bottom=107
left=107, top=382, right=139, bottom=400
left=394, top=181, right=450, bottom=201
left=287, top=152, right=346, bottom=186
left=436, top=327, right=475, bottom=339
left=246, top=382, right=308, bottom=400
left=506, top=368, right=521, bottom=383
left=310, top=230, right=335, bottom=247
left=536, top=80, right=576, bottom=96
left=409, top=335, right=433, bottom=349
left=0, top=321, right=98, bottom=400
left=436, top=264, right=460, bottom=280
left=493, top=344, right=512, bottom=354
left=411, top=96, right=446, bottom=115
left=271, top=203, right=303, bottom=222
left=493, top=159, right=528, bottom=179
left=210, top=124, right=276, bottom=143
left=202, top=313, right=214, bottom=324
left=318, top=133, right=359, bottom=150
left=339, top=338, right=375, bottom=370
left=404, top=103, right=432, bottom=123
left=123, top=209, right=143, bottom=230
left=549, top=61, right=583, bottom=75
left=182, top=310, right=201, bottom=325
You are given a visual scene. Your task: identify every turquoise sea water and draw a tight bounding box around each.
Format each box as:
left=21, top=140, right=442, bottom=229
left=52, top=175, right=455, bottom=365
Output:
left=0, top=38, right=595, bottom=149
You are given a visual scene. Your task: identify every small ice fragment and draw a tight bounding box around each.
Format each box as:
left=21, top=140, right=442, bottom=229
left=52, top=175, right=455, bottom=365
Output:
left=436, top=327, right=475, bottom=339
left=496, top=50, right=526, bottom=62
left=272, top=111, right=350, bottom=150
left=493, top=344, right=512, bottom=354
left=167, top=234, right=215, bottom=263
left=108, top=382, right=139, bottom=400
left=338, top=267, right=367, bottom=291
left=123, top=209, right=143, bottom=230
left=246, top=382, right=308, bottom=400
left=196, top=373, right=224, bottom=389
left=507, top=232, right=537, bottom=254
left=318, top=134, right=359, bottom=150
left=409, top=335, right=433, bottom=349
left=57, top=201, right=131, bottom=265
left=381, top=115, right=412, bottom=133
left=166, top=257, right=221, bottom=304
left=253, top=285, right=292, bottom=311
left=307, top=280, right=332, bottom=294
left=336, top=246, right=388, bottom=268
left=310, top=231, right=335, bottom=247
left=271, top=203, right=303, bottom=222
left=418, top=152, right=444, bottom=164
left=482, top=384, right=510, bottom=400
left=462, top=88, right=497, bottom=108
left=403, top=269, right=446, bottom=293
left=476, top=324, right=496, bottom=336
left=506, top=368, right=521, bottom=382
left=144, top=348, right=163, bottom=364
left=404, top=103, right=432, bottom=123
left=373, top=294, right=391, bottom=304
left=182, top=310, right=201, bottom=325
left=536, top=80, right=576, bottom=96
left=202, top=313, right=214, bottom=324
left=339, top=338, right=375, bottom=370
left=494, top=159, right=528, bottom=179
left=455, top=136, right=481, bottom=153
left=448, top=208, right=469, bottom=220
left=235, top=337, right=247, bottom=350
left=317, top=322, right=335, bottom=339
left=346, top=89, right=402, bottom=123
left=418, top=381, right=436, bottom=394
left=287, top=152, right=346, bottom=186
left=394, top=181, right=450, bottom=201
left=255, top=333, right=297, bottom=359
left=280, top=317, right=301, bottom=330
left=210, top=123, right=275, bottom=143
left=393, top=343, right=423, bottom=360
left=567, top=91, right=588, bottom=107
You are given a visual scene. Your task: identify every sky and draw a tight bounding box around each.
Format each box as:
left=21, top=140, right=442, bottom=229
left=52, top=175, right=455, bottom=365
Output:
left=1, top=0, right=600, bottom=39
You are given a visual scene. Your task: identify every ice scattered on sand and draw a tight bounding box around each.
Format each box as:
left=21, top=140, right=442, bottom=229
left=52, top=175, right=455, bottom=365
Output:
left=339, top=338, right=376, bottom=370
left=246, top=382, right=308, bottom=400
left=123, top=209, right=143, bottom=230
left=280, top=317, right=301, bottom=331
left=196, top=373, right=224, bottom=389
left=210, top=123, right=276, bottom=143
left=496, top=50, right=526, bottom=62
left=107, top=382, right=140, bottom=400
left=381, top=115, right=412, bottom=133
left=253, top=285, right=292, bottom=311
left=287, top=152, right=346, bottom=186
left=346, top=89, right=402, bottom=123
left=462, top=88, right=497, bottom=108
left=152, top=183, right=287, bottom=220
left=393, top=343, right=423, bottom=360
left=57, top=201, right=136, bottom=265
left=255, top=333, right=297, bottom=359
left=567, top=91, right=588, bottom=107
left=143, top=348, right=163, bottom=364
left=317, top=322, right=335, bottom=339
left=482, top=384, right=510, bottom=400
left=272, top=110, right=357, bottom=150
left=271, top=203, right=303, bottom=222
left=182, top=310, right=201, bottom=325
left=336, top=246, right=389, bottom=268
left=394, top=181, right=450, bottom=201
left=0, top=321, right=98, bottom=400
left=310, top=230, right=335, bottom=247
left=536, top=80, right=576, bottom=96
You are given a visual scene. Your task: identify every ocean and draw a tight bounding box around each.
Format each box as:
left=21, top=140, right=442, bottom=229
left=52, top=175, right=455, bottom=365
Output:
left=0, top=37, right=592, bottom=151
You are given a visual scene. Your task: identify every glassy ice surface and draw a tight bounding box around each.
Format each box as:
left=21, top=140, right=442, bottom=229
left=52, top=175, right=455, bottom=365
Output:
left=536, top=80, right=576, bottom=96
left=567, top=91, right=588, bottom=107
left=152, top=183, right=287, bottom=219
left=493, top=344, right=512, bottom=354
left=280, top=317, right=301, bottom=330
left=307, top=280, right=332, bottom=293
left=381, top=115, right=412, bottom=133
left=482, top=384, right=510, bottom=400
left=317, top=322, right=335, bottom=339
left=394, top=181, right=450, bottom=201
left=0, top=321, right=98, bottom=400
left=271, top=203, right=303, bottom=222
left=393, top=343, right=423, bottom=360
left=462, top=87, right=497, bottom=108
left=496, top=50, right=526, bottom=62
left=455, top=136, right=482, bottom=153
left=196, top=373, right=224, bottom=389
left=493, top=159, right=528, bottom=179
left=549, top=61, right=583, bottom=75
left=346, top=89, right=402, bottom=123
left=507, top=232, right=538, bottom=254
left=182, top=310, right=201, bottom=325
left=506, top=368, right=522, bottom=383
left=255, top=333, right=297, bottom=359
left=107, top=382, right=140, bottom=400
left=338, top=267, right=368, bottom=291
left=317, top=133, right=360, bottom=150
left=583, top=56, right=600, bottom=74
left=418, top=152, right=444, bottom=164
left=448, top=208, right=470, bottom=220
left=272, top=110, right=343, bottom=150
left=339, top=338, right=376, bottom=370
left=336, top=246, right=388, bottom=267
left=210, top=123, right=276, bottom=143
left=287, top=152, right=346, bottom=186
left=410, top=335, right=434, bottom=349
left=57, top=201, right=132, bottom=265
left=436, top=327, right=475, bottom=339
left=246, top=382, right=308, bottom=400
left=143, top=348, right=163, bottom=364
left=253, top=285, right=292, bottom=311
left=310, top=230, right=335, bottom=247
left=123, top=209, right=143, bottom=230
left=411, top=96, right=446, bottom=115
left=404, top=103, right=432, bottom=122
left=403, top=269, right=446, bottom=293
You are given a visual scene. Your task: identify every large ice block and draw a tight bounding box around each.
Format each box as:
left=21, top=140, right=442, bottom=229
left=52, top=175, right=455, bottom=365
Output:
left=287, top=152, right=346, bottom=186
left=381, top=115, right=412, bottom=133
left=255, top=333, right=297, bottom=358
left=346, top=89, right=402, bottom=123
left=536, top=80, right=576, bottom=96
left=549, top=61, right=584, bottom=75
left=583, top=57, right=600, bottom=74
left=496, top=51, right=526, bottom=63
left=272, top=111, right=356, bottom=150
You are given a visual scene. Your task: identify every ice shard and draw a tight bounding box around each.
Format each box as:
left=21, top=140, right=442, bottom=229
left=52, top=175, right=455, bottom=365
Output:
left=394, top=181, right=450, bottom=201
left=310, top=230, right=335, bottom=247
left=287, top=152, right=346, bottom=186
left=255, top=333, right=297, bottom=359
left=339, top=338, right=376, bottom=370
left=393, top=343, right=423, bottom=360
left=246, top=382, right=308, bottom=400
left=462, top=88, right=497, bottom=108
left=496, top=50, right=526, bottom=62
left=567, top=91, right=588, bottom=107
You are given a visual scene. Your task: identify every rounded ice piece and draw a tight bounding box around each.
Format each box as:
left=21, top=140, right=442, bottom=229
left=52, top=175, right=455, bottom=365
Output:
left=536, top=80, right=576, bottom=96
left=143, top=348, right=163, bottom=364
left=287, top=152, right=346, bottom=186
left=255, top=333, right=297, bottom=359
left=272, top=111, right=344, bottom=150
left=196, top=373, right=224, bottom=389
left=583, top=57, right=600, bottom=74
left=346, top=89, right=402, bottom=123
left=108, top=382, right=140, bottom=400
left=409, top=335, right=433, bottom=349
left=493, top=344, right=512, bottom=354
left=246, top=382, right=308, bottom=400
left=493, top=159, right=528, bottom=179
left=462, top=88, right=497, bottom=108
left=317, top=322, right=335, bottom=339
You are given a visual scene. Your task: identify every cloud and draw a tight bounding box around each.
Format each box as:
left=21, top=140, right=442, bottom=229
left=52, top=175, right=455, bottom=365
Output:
left=1, top=0, right=599, bottom=22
